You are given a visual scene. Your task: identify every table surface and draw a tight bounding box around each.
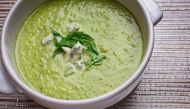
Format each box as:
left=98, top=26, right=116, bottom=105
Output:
left=1, top=0, right=190, bottom=109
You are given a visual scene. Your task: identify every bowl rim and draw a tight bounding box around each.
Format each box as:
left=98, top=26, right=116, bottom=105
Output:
left=1, top=0, right=154, bottom=105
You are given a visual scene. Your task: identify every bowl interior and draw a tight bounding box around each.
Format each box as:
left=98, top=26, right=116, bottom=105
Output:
left=3, top=0, right=150, bottom=99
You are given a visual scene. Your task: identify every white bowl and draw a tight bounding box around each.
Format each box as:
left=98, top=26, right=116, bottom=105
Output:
left=0, top=0, right=163, bottom=109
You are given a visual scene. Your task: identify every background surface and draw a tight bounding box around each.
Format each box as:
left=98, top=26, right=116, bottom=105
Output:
left=0, top=0, right=190, bottom=109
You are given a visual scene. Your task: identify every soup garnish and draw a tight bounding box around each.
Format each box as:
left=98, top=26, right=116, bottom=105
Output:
left=42, top=26, right=107, bottom=74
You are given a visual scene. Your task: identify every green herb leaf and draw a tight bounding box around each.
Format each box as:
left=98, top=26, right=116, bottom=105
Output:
left=52, top=47, right=64, bottom=57
left=59, top=39, right=78, bottom=48
left=86, top=55, right=106, bottom=69
left=67, top=32, right=94, bottom=44
left=85, top=42, right=99, bottom=57
left=58, top=32, right=94, bottom=47
left=52, top=31, right=96, bottom=57
left=52, top=31, right=63, bottom=43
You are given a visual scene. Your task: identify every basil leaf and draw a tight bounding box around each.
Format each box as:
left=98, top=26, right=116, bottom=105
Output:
left=86, top=42, right=99, bottom=57
left=52, top=47, right=64, bottom=57
left=66, top=32, right=94, bottom=45
left=58, top=39, right=77, bottom=48
left=52, top=31, right=97, bottom=57
left=86, top=55, right=106, bottom=69
left=53, top=31, right=94, bottom=48
left=52, top=31, right=63, bottom=43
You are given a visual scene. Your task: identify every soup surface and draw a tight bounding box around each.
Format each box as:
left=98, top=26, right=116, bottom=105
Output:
left=15, top=0, right=143, bottom=100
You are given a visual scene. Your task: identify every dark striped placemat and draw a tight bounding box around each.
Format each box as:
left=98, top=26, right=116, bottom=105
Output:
left=1, top=0, right=190, bottom=109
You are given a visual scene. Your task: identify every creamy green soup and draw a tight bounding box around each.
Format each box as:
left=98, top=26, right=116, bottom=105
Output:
left=15, top=0, right=143, bottom=100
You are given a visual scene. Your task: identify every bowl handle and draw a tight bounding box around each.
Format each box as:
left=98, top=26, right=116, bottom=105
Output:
left=0, top=32, right=18, bottom=94
left=140, top=0, right=163, bottom=25
left=0, top=57, right=18, bottom=94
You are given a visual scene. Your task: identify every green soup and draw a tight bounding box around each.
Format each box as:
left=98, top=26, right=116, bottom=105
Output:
left=15, top=0, right=143, bottom=100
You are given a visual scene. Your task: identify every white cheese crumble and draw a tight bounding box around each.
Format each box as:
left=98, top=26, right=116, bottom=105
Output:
left=62, top=47, right=71, bottom=54
left=66, top=24, right=80, bottom=33
left=67, top=64, right=77, bottom=74
left=42, top=34, right=53, bottom=45
left=71, top=41, right=83, bottom=55
left=75, top=60, right=86, bottom=71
